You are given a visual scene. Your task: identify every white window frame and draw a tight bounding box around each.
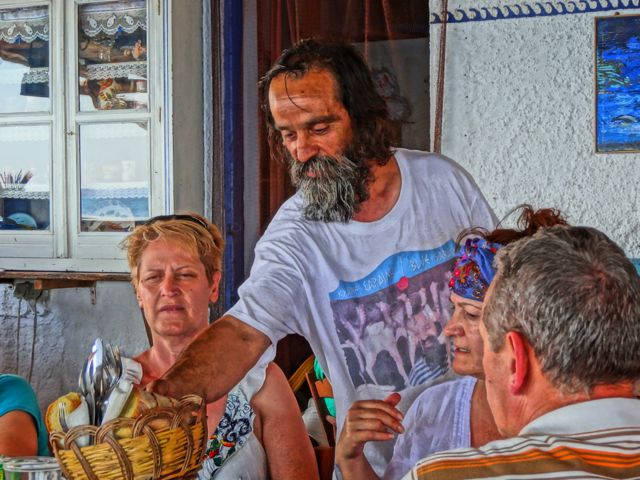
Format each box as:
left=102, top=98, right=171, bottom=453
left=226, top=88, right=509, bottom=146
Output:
left=0, top=0, right=169, bottom=272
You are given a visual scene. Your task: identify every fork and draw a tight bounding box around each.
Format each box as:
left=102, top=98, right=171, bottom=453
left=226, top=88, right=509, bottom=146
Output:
left=58, top=402, right=69, bottom=432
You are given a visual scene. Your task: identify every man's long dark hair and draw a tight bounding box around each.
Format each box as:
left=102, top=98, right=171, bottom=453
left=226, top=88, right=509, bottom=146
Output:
left=260, top=38, right=395, bottom=167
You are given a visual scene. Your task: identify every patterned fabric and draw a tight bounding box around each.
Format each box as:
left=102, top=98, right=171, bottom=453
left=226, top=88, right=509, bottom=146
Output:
left=0, top=6, right=49, bottom=43
left=80, top=0, right=146, bottom=37
left=85, top=61, right=147, bottom=81
left=404, top=397, right=640, bottom=480
left=449, top=238, right=501, bottom=301
left=201, top=389, right=255, bottom=478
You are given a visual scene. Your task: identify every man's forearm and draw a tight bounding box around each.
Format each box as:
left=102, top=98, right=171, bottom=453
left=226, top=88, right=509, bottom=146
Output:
left=154, top=315, right=271, bottom=402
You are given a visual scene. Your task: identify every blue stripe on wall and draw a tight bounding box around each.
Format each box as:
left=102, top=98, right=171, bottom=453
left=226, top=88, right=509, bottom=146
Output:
left=431, top=1, right=640, bottom=24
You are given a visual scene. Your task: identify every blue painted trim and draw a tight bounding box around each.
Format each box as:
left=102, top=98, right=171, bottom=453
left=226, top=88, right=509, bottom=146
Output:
left=222, top=0, right=244, bottom=310
left=431, top=0, right=640, bottom=24
left=632, top=258, right=640, bottom=275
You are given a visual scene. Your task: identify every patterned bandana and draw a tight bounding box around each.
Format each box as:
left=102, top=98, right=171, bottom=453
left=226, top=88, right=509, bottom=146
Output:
left=449, top=238, right=502, bottom=301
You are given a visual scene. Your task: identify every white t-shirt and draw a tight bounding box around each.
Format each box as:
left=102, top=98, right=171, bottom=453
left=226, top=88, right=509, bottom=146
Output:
left=383, top=376, right=476, bottom=480
left=227, top=148, right=496, bottom=475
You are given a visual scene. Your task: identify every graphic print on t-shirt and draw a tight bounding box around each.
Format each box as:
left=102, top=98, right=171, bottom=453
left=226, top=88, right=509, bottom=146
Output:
left=329, top=240, right=456, bottom=392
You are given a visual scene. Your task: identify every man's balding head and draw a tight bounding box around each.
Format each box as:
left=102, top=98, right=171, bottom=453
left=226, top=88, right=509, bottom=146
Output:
left=484, top=225, right=640, bottom=394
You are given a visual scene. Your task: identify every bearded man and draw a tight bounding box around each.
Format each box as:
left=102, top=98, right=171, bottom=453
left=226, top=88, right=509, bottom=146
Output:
left=152, top=38, right=495, bottom=475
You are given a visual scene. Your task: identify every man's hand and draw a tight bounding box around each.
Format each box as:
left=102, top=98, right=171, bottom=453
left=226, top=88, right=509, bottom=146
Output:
left=145, top=377, right=174, bottom=397
left=147, top=315, right=271, bottom=403
left=335, top=393, right=404, bottom=480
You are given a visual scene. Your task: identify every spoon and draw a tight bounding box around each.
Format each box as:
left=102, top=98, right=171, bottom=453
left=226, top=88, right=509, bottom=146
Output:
left=92, top=339, right=106, bottom=424
left=78, top=357, right=89, bottom=396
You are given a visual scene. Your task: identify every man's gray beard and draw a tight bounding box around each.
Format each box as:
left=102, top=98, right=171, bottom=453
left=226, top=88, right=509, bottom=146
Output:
left=289, top=154, right=368, bottom=223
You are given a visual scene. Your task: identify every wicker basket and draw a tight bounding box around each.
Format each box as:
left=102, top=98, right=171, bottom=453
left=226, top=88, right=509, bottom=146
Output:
left=50, top=394, right=206, bottom=480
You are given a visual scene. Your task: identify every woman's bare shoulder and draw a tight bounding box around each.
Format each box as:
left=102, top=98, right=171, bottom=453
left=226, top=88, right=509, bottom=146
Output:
left=251, top=362, right=292, bottom=412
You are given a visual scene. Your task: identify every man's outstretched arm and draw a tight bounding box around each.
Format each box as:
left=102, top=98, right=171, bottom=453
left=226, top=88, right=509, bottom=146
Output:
left=149, top=315, right=272, bottom=402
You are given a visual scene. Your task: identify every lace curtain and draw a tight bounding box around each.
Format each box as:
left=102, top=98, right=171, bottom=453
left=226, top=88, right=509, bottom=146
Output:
left=0, top=1, right=148, bottom=97
left=0, top=1, right=147, bottom=45
left=80, top=0, right=147, bottom=38
left=0, top=6, right=48, bottom=44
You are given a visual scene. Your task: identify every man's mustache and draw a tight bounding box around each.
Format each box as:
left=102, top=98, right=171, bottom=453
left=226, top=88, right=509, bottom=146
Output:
left=292, top=154, right=334, bottom=179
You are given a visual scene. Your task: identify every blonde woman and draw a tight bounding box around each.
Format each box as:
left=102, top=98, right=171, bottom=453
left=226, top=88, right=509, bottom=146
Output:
left=124, top=213, right=318, bottom=480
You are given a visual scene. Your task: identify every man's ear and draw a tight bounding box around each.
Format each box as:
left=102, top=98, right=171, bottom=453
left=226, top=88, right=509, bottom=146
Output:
left=209, top=271, right=222, bottom=303
left=506, top=331, right=529, bottom=395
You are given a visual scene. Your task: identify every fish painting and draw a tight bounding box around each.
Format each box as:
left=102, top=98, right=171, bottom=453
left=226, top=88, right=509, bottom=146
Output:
left=596, top=14, right=640, bottom=153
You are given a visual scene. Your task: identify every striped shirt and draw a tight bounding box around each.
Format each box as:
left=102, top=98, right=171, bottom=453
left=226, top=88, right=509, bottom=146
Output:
left=408, top=357, right=449, bottom=387
left=402, top=397, right=640, bottom=480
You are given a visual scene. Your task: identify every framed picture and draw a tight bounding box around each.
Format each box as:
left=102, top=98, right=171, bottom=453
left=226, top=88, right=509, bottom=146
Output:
left=595, top=14, right=640, bottom=153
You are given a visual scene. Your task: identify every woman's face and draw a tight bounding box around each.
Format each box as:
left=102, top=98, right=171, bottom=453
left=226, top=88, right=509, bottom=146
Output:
left=136, top=238, right=221, bottom=342
left=444, top=292, right=485, bottom=378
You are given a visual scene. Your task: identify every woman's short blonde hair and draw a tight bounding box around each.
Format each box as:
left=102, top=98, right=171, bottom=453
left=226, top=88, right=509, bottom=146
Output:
left=122, top=212, right=224, bottom=288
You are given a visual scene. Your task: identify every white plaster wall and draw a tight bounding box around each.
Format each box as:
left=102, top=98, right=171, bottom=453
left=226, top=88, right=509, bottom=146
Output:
left=429, top=0, right=640, bottom=256
left=171, top=0, right=205, bottom=213
left=0, top=282, right=148, bottom=412
left=243, top=0, right=260, bottom=275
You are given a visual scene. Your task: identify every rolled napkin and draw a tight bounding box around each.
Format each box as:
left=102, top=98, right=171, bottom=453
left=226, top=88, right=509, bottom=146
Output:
left=46, top=388, right=178, bottom=439
left=45, top=392, right=91, bottom=447
left=101, top=378, right=134, bottom=425
left=121, top=356, right=143, bottom=384
left=45, top=392, right=84, bottom=433
left=99, top=357, right=143, bottom=425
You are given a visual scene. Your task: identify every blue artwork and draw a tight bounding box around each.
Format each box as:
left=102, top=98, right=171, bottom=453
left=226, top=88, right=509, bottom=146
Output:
left=596, top=15, right=640, bottom=153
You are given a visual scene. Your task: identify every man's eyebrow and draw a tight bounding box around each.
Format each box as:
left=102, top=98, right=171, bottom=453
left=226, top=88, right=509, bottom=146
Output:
left=275, top=114, right=340, bottom=131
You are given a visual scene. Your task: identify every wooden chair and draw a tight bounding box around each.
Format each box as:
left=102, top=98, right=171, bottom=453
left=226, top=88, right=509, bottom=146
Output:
left=289, top=355, right=336, bottom=479
left=305, top=365, right=336, bottom=447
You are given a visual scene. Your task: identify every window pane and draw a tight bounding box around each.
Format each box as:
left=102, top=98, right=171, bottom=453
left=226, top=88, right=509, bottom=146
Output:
left=79, top=122, right=149, bottom=232
left=0, top=125, right=50, bottom=231
left=78, top=0, right=148, bottom=112
left=0, top=6, right=50, bottom=113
